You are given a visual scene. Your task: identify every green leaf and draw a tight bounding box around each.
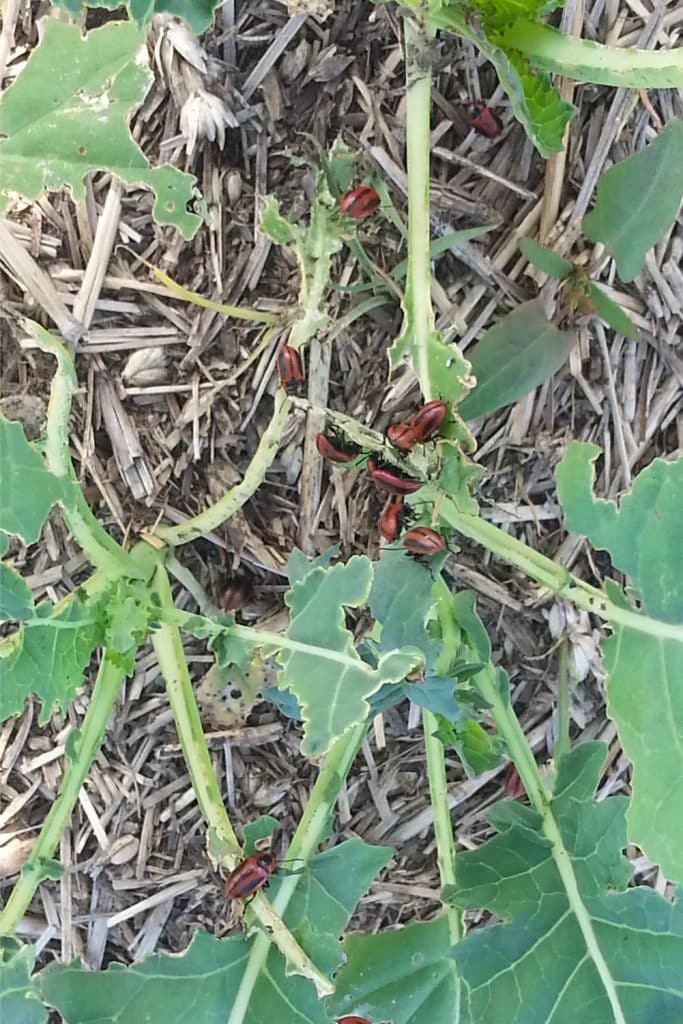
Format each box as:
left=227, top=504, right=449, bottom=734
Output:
left=271, top=840, right=393, bottom=977
left=585, top=282, right=639, bottom=340
left=392, top=226, right=495, bottom=281
left=102, top=578, right=157, bottom=671
left=39, top=840, right=391, bottom=1024
left=448, top=743, right=683, bottom=1022
left=0, top=418, right=63, bottom=544
left=519, top=237, right=574, bottom=279
left=0, top=594, right=103, bottom=723
left=430, top=6, right=575, bottom=157
left=0, top=940, right=47, bottom=1024
left=583, top=119, right=683, bottom=282
left=369, top=548, right=463, bottom=720
left=260, top=194, right=305, bottom=248
left=281, top=557, right=420, bottom=756
left=40, top=930, right=324, bottom=1024
left=0, top=564, right=35, bottom=622
left=52, top=0, right=219, bottom=34
left=556, top=442, right=683, bottom=622
left=556, top=443, right=683, bottom=881
left=436, top=717, right=504, bottom=776
left=0, top=20, right=200, bottom=239
left=330, top=916, right=465, bottom=1024
left=458, top=299, right=574, bottom=420
left=469, top=0, right=558, bottom=33
left=601, top=619, right=683, bottom=885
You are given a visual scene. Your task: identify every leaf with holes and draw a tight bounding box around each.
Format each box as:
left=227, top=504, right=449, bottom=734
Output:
left=556, top=442, right=683, bottom=883
left=0, top=418, right=64, bottom=545
left=446, top=743, right=683, bottom=1022
left=0, top=20, right=200, bottom=238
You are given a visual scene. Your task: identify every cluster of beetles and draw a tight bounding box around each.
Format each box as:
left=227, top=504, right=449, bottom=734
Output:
left=224, top=102, right=504, bottom=1024
left=279, top=336, right=449, bottom=560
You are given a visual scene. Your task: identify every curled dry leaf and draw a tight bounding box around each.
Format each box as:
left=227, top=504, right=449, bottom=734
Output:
left=153, top=15, right=208, bottom=80
left=122, top=346, right=168, bottom=386
left=180, top=90, right=238, bottom=158
left=546, top=601, right=604, bottom=682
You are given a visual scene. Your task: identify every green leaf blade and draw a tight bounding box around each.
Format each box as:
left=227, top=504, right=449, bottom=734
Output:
left=586, top=283, right=639, bottom=340
left=448, top=744, right=683, bottom=1022
left=330, top=916, right=464, bottom=1024
left=0, top=20, right=200, bottom=239
left=520, top=237, right=574, bottom=279
left=0, top=564, right=35, bottom=622
left=459, top=299, right=574, bottom=420
left=0, top=595, right=103, bottom=723
left=430, top=7, right=575, bottom=157
left=556, top=443, right=683, bottom=881
left=0, top=940, right=47, bottom=1024
left=556, top=442, right=683, bottom=622
left=583, top=119, right=683, bottom=282
left=0, top=418, right=64, bottom=545
left=281, top=557, right=419, bottom=756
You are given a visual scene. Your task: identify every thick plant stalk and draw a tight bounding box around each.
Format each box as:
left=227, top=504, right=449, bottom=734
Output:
left=150, top=564, right=334, bottom=999
left=0, top=655, right=126, bottom=935
left=474, top=663, right=627, bottom=1024
left=404, top=10, right=465, bottom=991
left=433, top=490, right=681, bottom=641
left=423, top=708, right=463, bottom=948
left=500, top=21, right=683, bottom=88
left=27, top=323, right=144, bottom=579
left=227, top=722, right=368, bottom=1023
left=404, top=17, right=437, bottom=397
left=154, top=391, right=291, bottom=546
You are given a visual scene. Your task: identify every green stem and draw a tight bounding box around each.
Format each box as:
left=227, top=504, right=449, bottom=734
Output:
left=500, top=21, right=683, bottom=89
left=422, top=708, right=462, bottom=945
left=154, top=392, right=291, bottom=546
left=161, top=611, right=413, bottom=682
left=404, top=17, right=436, bottom=397
left=150, top=565, right=242, bottom=853
left=435, top=494, right=681, bottom=641
left=227, top=722, right=368, bottom=1023
left=28, top=321, right=144, bottom=578
left=555, top=640, right=571, bottom=760
left=156, top=202, right=335, bottom=549
left=0, top=654, right=126, bottom=935
left=474, top=664, right=626, bottom=1024
left=150, top=564, right=332, bottom=998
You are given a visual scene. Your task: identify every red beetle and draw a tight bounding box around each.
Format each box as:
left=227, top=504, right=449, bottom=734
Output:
left=409, top=399, right=448, bottom=443
left=504, top=764, right=526, bottom=801
left=386, top=421, right=418, bottom=452
left=468, top=102, right=503, bottom=139
left=316, top=432, right=359, bottom=464
left=337, top=1018, right=373, bottom=1024
left=403, top=526, right=446, bottom=557
left=379, top=499, right=404, bottom=543
left=218, top=578, right=252, bottom=613
left=277, top=345, right=304, bottom=395
left=225, top=851, right=277, bottom=900
left=367, top=459, right=422, bottom=496
left=340, top=185, right=381, bottom=219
